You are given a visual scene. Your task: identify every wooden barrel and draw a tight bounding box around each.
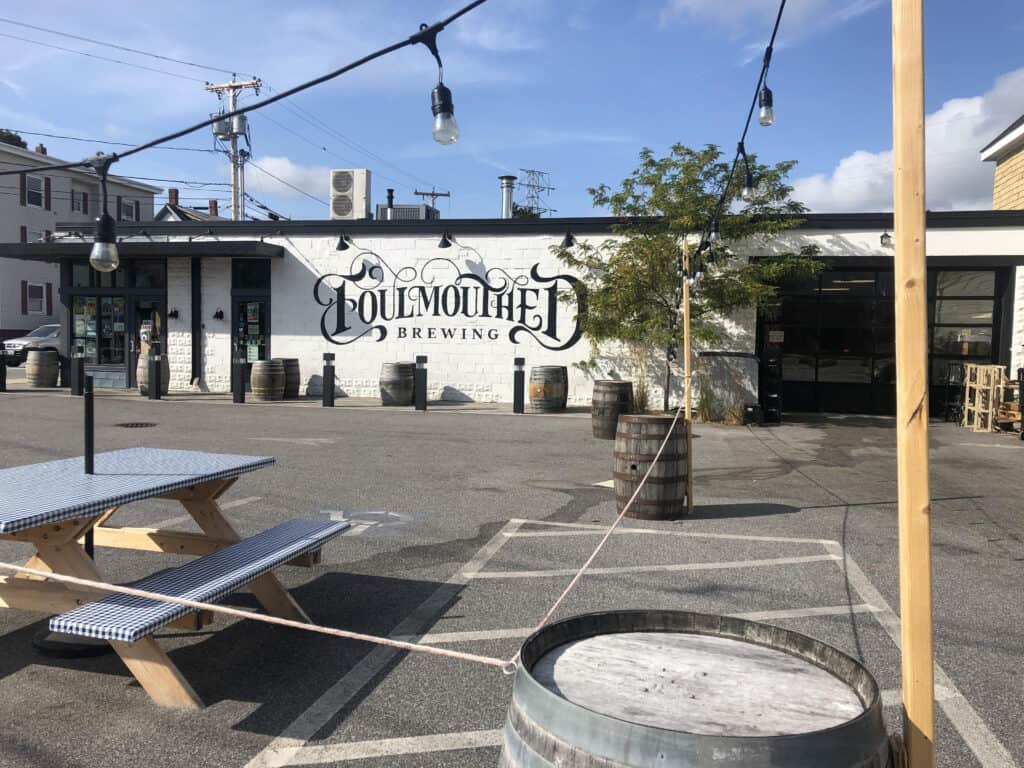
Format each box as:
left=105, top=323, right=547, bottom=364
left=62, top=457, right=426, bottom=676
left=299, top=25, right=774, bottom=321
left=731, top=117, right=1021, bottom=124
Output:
left=380, top=361, right=415, bottom=405
left=501, top=610, right=890, bottom=768
left=278, top=358, right=300, bottom=399
left=529, top=366, right=568, bottom=413
left=591, top=380, right=633, bottom=439
left=614, top=414, right=688, bottom=519
left=136, top=355, right=170, bottom=396
left=251, top=359, right=285, bottom=401
left=25, top=349, right=59, bottom=387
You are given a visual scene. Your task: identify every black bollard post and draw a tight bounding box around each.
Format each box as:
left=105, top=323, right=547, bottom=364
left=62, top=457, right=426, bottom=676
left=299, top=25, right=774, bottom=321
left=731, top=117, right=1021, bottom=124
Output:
left=513, top=357, right=525, bottom=414
left=148, top=341, right=161, bottom=401
left=232, top=353, right=246, bottom=403
left=84, top=376, right=94, bottom=475
left=0, top=349, right=6, bottom=393
left=322, top=353, right=335, bottom=407
left=414, top=355, right=427, bottom=411
left=71, top=343, right=84, bottom=396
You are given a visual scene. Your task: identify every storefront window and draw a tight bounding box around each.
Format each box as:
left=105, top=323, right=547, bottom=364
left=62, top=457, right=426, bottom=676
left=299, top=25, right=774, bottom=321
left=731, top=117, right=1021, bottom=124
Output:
left=71, top=262, right=127, bottom=288
left=934, top=299, right=993, bottom=325
left=932, top=326, right=992, bottom=356
left=935, top=271, right=994, bottom=297
left=72, top=296, right=126, bottom=364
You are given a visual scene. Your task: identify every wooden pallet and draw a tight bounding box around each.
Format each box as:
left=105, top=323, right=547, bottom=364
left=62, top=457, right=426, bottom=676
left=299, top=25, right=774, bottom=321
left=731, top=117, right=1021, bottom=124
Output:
left=961, top=364, right=1012, bottom=433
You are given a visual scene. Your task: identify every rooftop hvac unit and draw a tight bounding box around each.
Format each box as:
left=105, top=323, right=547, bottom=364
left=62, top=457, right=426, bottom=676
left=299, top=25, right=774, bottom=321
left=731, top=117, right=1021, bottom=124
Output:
left=330, top=169, right=372, bottom=220
left=375, top=203, right=440, bottom=221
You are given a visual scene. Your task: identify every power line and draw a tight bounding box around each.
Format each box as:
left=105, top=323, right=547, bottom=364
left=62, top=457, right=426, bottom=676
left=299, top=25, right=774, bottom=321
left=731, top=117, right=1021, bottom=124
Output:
left=3, top=129, right=219, bottom=153
left=247, top=159, right=328, bottom=206
left=0, top=16, right=253, bottom=78
left=0, top=31, right=207, bottom=83
left=0, top=0, right=490, bottom=178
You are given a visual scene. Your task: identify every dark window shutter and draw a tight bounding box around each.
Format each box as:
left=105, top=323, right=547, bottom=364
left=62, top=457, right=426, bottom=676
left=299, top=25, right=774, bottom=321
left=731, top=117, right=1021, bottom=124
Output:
left=19, top=225, right=27, bottom=243
left=116, top=195, right=123, bottom=221
left=82, top=191, right=89, bottom=215
left=19, top=173, right=26, bottom=206
left=44, top=177, right=51, bottom=210
left=134, top=200, right=140, bottom=221
left=21, top=281, right=28, bottom=315
left=45, top=283, right=52, bottom=315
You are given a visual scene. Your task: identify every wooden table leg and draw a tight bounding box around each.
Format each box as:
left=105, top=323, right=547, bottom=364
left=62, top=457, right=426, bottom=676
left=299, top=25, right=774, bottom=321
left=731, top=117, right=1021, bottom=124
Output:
left=181, top=484, right=311, bottom=624
left=27, top=522, right=203, bottom=710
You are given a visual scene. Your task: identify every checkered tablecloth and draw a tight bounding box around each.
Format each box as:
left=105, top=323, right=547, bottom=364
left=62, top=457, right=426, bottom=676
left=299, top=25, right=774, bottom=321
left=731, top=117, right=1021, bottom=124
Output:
left=0, top=448, right=274, bottom=534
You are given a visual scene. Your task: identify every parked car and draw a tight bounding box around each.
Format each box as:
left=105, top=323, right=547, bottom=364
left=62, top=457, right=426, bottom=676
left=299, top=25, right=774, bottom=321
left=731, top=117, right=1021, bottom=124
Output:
left=3, top=324, right=62, bottom=366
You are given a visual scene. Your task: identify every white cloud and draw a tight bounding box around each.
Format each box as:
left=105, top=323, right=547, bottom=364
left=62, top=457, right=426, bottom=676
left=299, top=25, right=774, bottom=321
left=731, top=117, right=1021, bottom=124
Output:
left=792, top=68, right=1024, bottom=212
left=247, top=156, right=330, bottom=201
left=659, top=0, right=882, bottom=29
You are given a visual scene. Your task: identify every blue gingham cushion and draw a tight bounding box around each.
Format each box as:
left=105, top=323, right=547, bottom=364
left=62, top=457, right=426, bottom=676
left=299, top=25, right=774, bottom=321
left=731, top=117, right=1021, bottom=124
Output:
left=0, top=448, right=274, bottom=534
left=50, top=518, right=349, bottom=642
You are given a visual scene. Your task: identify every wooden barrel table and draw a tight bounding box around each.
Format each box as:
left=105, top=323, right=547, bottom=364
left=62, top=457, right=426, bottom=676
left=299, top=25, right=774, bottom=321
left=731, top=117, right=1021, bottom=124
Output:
left=614, top=414, right=687, bottom=519
left=25, top=350, right=59, bottom=388
left=278, top=358, right=300, bottom=399
left=251, top=359, right=285, bottom=401
left=380, top=361, right=415, bottom=406
left=136, top=355, right=170, bottom=396
left=529, top=366, right=568, bottom=413
left=591, top=380, right=633, bottom=439
left=501, top=610, right=890, bottom=768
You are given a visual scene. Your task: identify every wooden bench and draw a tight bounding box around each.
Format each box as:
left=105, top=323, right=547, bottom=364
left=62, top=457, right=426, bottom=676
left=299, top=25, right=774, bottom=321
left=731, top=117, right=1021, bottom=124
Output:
left=50, top=518, right=349, bottom=643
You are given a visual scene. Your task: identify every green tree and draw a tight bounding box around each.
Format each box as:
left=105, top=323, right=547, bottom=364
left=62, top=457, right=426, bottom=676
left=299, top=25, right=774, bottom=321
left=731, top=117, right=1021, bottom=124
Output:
left=555, top=143, right=821, bottom=413
left=0, top=129, right=27, bottom=149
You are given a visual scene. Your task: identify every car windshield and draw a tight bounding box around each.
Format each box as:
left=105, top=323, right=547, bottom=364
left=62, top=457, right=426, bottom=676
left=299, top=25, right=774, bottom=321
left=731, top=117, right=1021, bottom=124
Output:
left=27, top=325, right=59, bottom=338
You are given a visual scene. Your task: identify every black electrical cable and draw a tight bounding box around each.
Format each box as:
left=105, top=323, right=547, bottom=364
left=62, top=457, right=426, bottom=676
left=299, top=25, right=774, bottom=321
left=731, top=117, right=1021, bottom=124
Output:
left=0, top=32, right=207, bottom=83
left=4, top=129, right=219, bottom=153
left=0, top=0, right=489, bottom=178
left=697, top=0, right=787, bottom=265
left=247, top=160, right=328, bottom=206
left=0, top=16, right=254, bottom=78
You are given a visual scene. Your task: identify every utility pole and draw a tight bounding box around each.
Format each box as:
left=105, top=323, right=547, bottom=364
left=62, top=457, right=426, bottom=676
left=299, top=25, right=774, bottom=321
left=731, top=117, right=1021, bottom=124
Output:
left=414, top=188, right=450, bottom=211
left=892, top=1, right=934, bottom=766
left=206, top=78, right=261, bottom=221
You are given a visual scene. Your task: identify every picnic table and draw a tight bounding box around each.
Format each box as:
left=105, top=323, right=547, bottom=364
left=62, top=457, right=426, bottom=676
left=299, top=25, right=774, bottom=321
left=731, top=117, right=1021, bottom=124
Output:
left=0, top=447, right=348, bottom=708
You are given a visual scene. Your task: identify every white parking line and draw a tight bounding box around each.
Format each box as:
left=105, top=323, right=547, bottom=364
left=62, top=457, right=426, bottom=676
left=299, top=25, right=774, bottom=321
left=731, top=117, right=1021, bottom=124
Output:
left=393, top=604, right=882, bottom=646
left=881, top=686, right=958, bottom=707
left=245, top=520, right=521, bottom=768
left=285, top=729, right=503, bottom=765
left=508, top=518, right=834, bottom=544
left=468, top=554, right=839, bottom=579
left=825, top=542, right=1017, bottom=768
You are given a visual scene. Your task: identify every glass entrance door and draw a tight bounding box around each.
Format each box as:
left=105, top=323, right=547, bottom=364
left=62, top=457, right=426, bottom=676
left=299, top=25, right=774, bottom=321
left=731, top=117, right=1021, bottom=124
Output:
left=232, top=298, right=269, bottom=390
left=129, top=299, right=166, bottom=389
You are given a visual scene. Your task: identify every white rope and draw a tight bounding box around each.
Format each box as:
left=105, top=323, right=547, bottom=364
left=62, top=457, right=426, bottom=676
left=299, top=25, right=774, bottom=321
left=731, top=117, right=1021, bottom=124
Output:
left=0, top=561, right=510, bottom=670
left=508, top=400, right=689, bottom=666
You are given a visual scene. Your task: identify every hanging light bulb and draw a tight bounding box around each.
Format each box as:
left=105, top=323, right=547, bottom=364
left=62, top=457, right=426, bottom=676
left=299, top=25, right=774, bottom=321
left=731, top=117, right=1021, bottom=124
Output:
left=708, top=220, right=720, bottom=243
left=758, top=85, right=775, bottom=127
left=431, top=82, right=459, bottom=145
left=742, top=170, right=755, bottom=202
left=89, top=212, right=118, bottom=272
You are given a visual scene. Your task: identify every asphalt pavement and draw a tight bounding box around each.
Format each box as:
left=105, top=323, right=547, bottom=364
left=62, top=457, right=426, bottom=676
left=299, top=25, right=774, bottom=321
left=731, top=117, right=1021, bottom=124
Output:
left=0, top=389, right=1020, bottom=768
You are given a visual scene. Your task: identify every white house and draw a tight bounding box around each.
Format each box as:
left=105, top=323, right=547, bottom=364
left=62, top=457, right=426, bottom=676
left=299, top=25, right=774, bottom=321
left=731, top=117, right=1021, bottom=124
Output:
left=0, top=140, right=160, bottom=340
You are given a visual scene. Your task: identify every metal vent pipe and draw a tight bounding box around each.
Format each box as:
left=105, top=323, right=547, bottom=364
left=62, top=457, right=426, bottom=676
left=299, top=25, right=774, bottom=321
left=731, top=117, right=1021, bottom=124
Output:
left=499, top=175, right=517, bottom=219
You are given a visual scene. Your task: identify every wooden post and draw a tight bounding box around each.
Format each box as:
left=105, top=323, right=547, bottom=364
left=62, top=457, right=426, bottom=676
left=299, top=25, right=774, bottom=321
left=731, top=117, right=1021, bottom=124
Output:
left=682, top=240, right=694, bottom=515
left=892, top=1, right=935, bottom=765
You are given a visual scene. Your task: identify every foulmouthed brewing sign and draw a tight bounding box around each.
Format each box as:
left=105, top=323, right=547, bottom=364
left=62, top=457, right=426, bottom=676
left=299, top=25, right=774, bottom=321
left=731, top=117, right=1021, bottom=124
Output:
left=314, top=255, right=585, bottom=350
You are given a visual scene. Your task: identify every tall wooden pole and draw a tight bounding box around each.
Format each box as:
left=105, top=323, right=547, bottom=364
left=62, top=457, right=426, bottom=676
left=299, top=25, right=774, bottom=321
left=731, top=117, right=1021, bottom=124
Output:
left=682, top=240, right=694, bottom=515
left=892, top=1, right=935, bottom=765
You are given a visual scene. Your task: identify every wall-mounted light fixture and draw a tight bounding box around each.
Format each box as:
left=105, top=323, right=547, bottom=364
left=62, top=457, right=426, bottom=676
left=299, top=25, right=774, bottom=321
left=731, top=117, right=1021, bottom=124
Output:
left=168, top=308, right=180, bottom=319
left=880, top=230, right=894, bottom=249
left=438, top=231, right=453, bottom=249
left=336, top=233, right=353, bottom=251
left=213, top=308, right=225, bottom=320
left=560, top=230, right=577, bottom=249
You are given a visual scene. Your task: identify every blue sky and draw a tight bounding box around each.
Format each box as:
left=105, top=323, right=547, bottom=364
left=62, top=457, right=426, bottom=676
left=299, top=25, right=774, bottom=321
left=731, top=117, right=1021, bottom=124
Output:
left=1, top=0, right=1021, bottom=220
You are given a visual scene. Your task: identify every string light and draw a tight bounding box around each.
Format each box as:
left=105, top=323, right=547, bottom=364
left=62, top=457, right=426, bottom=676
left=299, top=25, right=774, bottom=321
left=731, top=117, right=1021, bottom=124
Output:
left=758, top=84, right=775, bottom=127
left=87, top=153, right=118, bottom=272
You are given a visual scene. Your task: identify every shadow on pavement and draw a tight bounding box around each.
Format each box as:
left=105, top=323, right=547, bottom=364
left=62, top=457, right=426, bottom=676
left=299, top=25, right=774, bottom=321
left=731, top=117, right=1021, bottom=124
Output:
left=690, top=502, right=799, bottom=519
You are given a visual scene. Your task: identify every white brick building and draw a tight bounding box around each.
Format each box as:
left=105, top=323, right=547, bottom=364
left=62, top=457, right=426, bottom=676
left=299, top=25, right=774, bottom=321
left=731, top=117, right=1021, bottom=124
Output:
left=2, top=212, right=1023, bottom=414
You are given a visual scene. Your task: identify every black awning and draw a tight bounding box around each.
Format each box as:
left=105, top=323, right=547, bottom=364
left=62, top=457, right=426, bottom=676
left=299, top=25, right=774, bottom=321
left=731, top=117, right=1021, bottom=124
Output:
left=0, top=241, right=285, bottom=262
